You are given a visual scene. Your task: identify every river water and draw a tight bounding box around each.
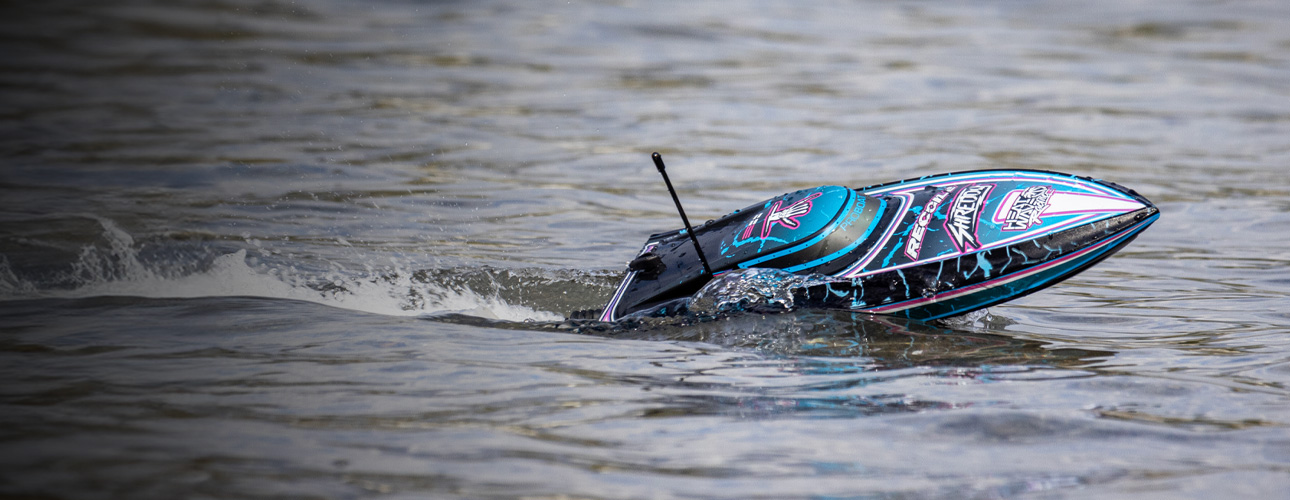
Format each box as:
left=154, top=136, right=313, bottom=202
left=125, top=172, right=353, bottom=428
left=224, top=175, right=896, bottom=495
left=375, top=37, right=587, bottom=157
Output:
left=2, top=0, right=1290, bottom=498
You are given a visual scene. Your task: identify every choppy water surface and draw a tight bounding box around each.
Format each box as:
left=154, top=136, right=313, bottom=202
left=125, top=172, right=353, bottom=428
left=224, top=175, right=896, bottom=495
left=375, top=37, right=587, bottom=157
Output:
left=3, top=0, right=1290, bottom=497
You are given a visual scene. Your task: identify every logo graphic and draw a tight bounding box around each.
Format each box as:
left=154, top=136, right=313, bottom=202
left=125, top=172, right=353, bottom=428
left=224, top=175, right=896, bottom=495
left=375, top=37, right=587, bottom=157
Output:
left=739, top=212, right=763, bottom=240
left=740, top=191, right=823, bottom=240
left=904, top=189, right=953, bottom=260
left=944, top=183, right=994, bottom=252
left=1002, top=185, right=1053, bottom=231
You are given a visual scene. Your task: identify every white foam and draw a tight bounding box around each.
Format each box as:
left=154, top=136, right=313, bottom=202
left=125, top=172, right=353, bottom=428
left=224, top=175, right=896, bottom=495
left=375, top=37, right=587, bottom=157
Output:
left=0, top=218, right=563, bottom=323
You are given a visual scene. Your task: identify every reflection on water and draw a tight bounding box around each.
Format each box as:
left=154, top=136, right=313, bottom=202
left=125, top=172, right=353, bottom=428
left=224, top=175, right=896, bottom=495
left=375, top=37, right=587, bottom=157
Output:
left=3, top=0, right=1290, bottom=498
left=557, top=309, right=1113, bottom=367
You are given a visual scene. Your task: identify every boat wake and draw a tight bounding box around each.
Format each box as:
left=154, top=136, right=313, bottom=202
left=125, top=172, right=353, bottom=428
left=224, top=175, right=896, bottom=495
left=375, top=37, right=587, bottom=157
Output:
left=0, top=217, right=580, bottom=322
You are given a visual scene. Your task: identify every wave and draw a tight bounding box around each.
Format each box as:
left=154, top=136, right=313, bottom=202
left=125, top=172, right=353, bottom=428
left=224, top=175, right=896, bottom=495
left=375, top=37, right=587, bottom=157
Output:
left=0, top=217, right=567, bottom=322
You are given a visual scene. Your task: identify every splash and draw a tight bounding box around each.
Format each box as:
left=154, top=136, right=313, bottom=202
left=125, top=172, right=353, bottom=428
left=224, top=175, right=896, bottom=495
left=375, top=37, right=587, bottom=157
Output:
left=686, top=268, right=832, bottom=316
left=0, top=255, right=36, bottom=297
left=0, top=218, right=563, bottom=322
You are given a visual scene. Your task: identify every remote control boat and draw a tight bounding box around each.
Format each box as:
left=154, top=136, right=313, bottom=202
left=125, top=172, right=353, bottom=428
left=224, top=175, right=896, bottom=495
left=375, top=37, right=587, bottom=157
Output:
left=593, top=154, right=1159, bottom=322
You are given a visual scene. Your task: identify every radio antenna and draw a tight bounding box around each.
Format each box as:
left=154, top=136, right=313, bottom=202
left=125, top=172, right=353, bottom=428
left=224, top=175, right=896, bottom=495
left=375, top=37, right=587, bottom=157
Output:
left=651, top=152, right=713, bottom=276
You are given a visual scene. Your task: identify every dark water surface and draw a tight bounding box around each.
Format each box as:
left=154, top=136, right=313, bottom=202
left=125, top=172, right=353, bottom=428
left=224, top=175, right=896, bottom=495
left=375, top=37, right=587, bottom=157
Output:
left=3, top=0, right=1290, bottom=498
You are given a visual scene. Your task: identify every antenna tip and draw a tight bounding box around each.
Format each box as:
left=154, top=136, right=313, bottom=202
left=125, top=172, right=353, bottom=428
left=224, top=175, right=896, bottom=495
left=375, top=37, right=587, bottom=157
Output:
left=651, top=152, right=665, bottom=172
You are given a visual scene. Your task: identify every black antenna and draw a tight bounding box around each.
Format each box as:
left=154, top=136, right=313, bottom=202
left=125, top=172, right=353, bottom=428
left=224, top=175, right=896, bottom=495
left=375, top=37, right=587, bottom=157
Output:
left=652, top=152, right=713, bottom=276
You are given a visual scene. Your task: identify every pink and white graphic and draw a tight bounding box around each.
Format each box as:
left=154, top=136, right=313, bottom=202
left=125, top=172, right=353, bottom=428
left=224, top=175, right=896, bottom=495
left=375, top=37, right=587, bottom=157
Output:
left=992, top=187, right=1144, bottom=231
left=904, top=189, right=953, bottom=260
left=996, top=185, right=1053, bottom=231
left=943, top=184, right=993, bottom=253
left=739, top=212, right=763, bottom=240
left=839, top=172, right=1149, bottom=280
left=741, top=191, right=823, bottom=240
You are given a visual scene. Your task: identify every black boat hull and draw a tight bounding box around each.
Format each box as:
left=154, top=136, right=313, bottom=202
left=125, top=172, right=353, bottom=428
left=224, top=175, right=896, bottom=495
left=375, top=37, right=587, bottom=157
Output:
left=598, top=169, right=1159, bottom=321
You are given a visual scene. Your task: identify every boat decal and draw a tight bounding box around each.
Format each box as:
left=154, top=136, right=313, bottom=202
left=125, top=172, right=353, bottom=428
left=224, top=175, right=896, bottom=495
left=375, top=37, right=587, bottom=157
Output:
left=904, top=189, right=953, bottom=260
left=738, top=212, right=763, bottom=241
left=738, top=190, right=854, bottom=269
left=998, top=185, right=1053, bottom=231
left=764, top=191, right=823, bottom=234
left=943, top=183, right=993, bottom=253
left=856, top=217, right=1153, bottom=315
left=740, top=191, right=823, bottom=240
left=839, top=171, right=1148, bottom=279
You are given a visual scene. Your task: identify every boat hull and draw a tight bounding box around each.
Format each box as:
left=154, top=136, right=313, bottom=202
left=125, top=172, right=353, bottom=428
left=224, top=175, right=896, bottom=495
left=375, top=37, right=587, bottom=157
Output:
left=597, top=169, right=1159, bottom=321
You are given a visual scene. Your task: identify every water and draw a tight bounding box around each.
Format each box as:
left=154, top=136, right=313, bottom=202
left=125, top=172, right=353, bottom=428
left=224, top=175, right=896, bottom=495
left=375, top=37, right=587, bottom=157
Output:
left=3, top=0, right=1290, bottom=497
